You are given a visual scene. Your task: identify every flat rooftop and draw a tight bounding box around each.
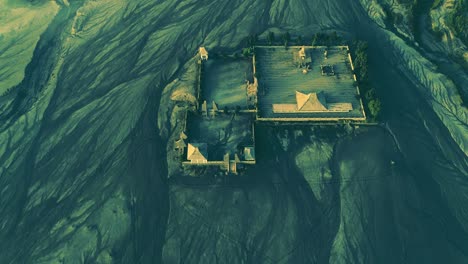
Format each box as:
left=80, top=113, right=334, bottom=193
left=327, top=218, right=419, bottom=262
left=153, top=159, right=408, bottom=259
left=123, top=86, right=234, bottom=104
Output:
left=201, top=58, right=253, bottom=109
left=256, top=46, right=365, bottom=120
left=186, top=112, right=255, bottom=161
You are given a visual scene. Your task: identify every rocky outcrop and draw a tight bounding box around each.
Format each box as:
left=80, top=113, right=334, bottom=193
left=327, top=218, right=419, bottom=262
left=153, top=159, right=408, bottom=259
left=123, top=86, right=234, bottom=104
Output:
left=0, top=1, right=59, bottom=96
left=430, top=0, right=468, bottom=62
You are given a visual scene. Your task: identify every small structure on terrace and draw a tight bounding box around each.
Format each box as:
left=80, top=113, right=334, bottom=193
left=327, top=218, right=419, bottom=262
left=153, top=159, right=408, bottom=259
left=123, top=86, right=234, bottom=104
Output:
left=243, top=147, right=255, bottom=161
left=211, top=101, right=218, bottom=117
left=299, top=46, right=306, bottom=60
left=295, top=46, right=312, bottom=68
left=199, top=47, right=208, bottom=60
left=174, top=138, right=187, bottom=154
left=174, top=131, right=188, bottom=155
left=320, top=64, right=335, bottom=76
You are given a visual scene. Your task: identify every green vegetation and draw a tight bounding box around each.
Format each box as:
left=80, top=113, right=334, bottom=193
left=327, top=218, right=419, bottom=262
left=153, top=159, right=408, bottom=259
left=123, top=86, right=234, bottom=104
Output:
left=352, top=41, right=382, bottom=121
left=296, top=35, right=303, bottom=45
left=245, top=34, right=258, bottom=47
left=242, top=47, right=254, bottom=57
left=243, top=31, right=345, bottom=47
left=282, top=32, right=290, bottom=47
left=267, top=32, right=275, bottom=45
left=311, top=32, right=343, bottom=46
left=431, top=0, right=443, bottom=9
left=368, top=99, right=382, bottom=118
left=447, top=0, right=468, bottom=45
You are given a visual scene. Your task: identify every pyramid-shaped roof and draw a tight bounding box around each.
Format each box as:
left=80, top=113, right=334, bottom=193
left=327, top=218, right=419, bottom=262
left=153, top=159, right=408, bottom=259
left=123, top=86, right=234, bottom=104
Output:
left=180, top=131, right=188, bottom=140
left=175, top=139, right=187, bottom=149
left=199, top=47, right=208, bottom=56
left=187, top=143, right=208, bottom=161
left=234, top=154, right=241, bottom=162
left=296, top=91, right=327, bottom=111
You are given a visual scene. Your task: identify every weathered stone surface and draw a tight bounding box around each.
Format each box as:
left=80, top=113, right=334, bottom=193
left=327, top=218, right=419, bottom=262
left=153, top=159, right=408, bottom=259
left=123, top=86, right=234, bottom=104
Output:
left=0, top=0, right=467, bottom=263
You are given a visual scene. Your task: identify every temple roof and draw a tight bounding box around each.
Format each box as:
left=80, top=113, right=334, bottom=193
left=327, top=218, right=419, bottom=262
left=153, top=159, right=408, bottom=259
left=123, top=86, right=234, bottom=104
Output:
left=296, top=91, right=327, bottom=111
left=187, top=143, right=208, bottom=161
left=199, top=47, right=208, bottom=57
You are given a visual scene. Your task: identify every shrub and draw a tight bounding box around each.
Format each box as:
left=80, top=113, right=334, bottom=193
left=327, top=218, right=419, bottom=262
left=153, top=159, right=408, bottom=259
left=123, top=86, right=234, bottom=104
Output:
left=353, top=41, right=369, bottom=82
left=242, top=47, right=254, bottom=57
left=310, top=32, right=342, bottom=46
left=311, top=34, right=318, bottom=46
left=282, top=32, right=291, bottom=42
left=330, top=31, right=339, bottom=44
left=267, top=32, right=275, bottom=45
left=365, top=89, right=376, bottom=101
left=351, top=40, right=382, bottom=120
left=246, top=34, right=258, bottom=47
left=296, top=35, right=303, bottom=45
left=368, top=99, right=382, bottom=118
left=282, top=32, right=290, bottom=47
